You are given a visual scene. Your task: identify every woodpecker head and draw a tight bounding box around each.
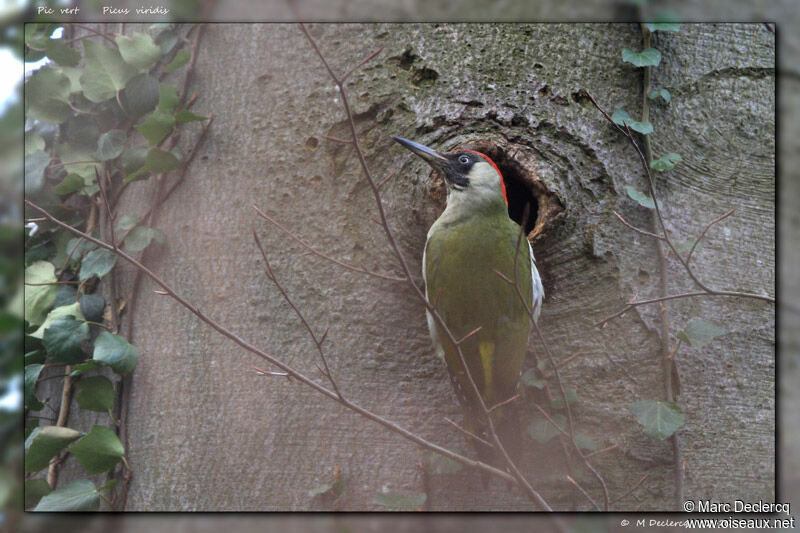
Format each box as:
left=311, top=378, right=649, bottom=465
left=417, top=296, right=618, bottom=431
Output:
left=392, top=136, right=508, bottom=208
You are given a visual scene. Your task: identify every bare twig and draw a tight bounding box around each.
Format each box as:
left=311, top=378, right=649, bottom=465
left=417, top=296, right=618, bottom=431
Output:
left=444, top=417, right=493, bottom=448
left=686, top=208, right=736, bottom=264
left=567, top=475, right=600, bottom=511
left=613, top=211, right=665, bottom=241
left=252, top=230, right=343, bottom=399
left=25, top=198, right=525, bottom=488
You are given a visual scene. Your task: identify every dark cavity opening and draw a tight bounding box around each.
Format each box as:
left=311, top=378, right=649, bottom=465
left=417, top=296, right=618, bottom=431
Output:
left=470, top=143, right=539, bottom=235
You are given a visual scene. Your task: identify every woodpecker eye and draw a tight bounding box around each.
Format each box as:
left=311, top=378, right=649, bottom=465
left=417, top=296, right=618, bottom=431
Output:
left=458, top=155, right=470, bottom=164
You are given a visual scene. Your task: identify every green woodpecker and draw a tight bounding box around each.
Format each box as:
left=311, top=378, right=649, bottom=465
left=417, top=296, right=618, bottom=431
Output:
left=393, top=136, right=544, bottom=462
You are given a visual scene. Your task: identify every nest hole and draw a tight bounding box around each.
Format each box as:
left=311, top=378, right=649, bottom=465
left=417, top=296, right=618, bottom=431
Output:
left=466, top=141, right=553, bottom=238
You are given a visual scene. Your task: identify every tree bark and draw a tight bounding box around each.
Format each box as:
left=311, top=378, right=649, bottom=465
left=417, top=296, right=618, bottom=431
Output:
left=111, top=23, right=774, bottom=510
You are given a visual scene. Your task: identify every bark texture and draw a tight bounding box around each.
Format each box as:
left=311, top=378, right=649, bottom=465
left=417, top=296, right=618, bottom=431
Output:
left=110, top=23, right=774, bottom=510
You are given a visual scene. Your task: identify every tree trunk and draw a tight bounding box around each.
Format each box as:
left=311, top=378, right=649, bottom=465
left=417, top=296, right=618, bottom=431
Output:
left=113, top=23, right=774, bottom=510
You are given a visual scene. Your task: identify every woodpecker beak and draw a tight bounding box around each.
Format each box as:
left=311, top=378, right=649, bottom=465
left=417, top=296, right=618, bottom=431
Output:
left=392, top=136, right=448, bottom=169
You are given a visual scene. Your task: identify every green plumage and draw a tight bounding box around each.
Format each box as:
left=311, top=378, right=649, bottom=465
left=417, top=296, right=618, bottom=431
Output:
left=424, top=201, right=533, bottom=437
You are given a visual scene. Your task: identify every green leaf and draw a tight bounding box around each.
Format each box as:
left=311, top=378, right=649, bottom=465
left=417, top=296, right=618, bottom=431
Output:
left=115, top=215, right=140, bottom=234
left=647, top=88, right=671, bottom=103
left=551, top=387, right=578, bottom=409
left=673, top=239, right=702, bottom=254
left=75, top=376, right=115, bottom=412
left=69, top=425, right=125, bottom=474
left=146, top=147, right=179, bottom=174
left=95, top=129, right=127, bottom=161
left=164, top=49, right=190, bottom=73
left=33, top=479, right=101, bottom=511
left=373, top=492, right=427, bottom=511
left=24, top=364, right=45, bottom=411
left=25, top=66, right=72, bottom=123
left=158, top=83, right=179, bottom=111
left=54, top=143, right=100, bottom=183
left=155, top=28, right=179, bottom=54
left=25, top=150, right=50, bottom=193
left=80, top=39, right=138, bottom=102
left=135, top=109, right=175, bottom=145
left=93, top=332, right=138, bottom=375
left=45, top=38, right=81, bottom=67
left=115, top=32, right=161, bottom=70
left=650, top=152, right=682, bottom=172
left=520, top=368, right=545, bottom=389
left=630, top=400, right=684, bottom=441
left=120, top=73, right=160, bottom=119
left=175, top=110, right=207, bottom=124
left=30, top=302, right=85, bottom=339
left=309, top=483, right=333, bottom=497
left=677, top=318, right=726, bottom=349
left=25, top=479, right=51, bottom=509
left=24, top=426, right=83, bottom=472
left=69, top=360, right=102, bottom=377
left=43, top=317, right=89, bottom=364
left=625, top=185, right=663, bottom=210
left=123, top=226, right=165, bottom=252
left=80, top=293, right=106, bottom=323
left=24, top=261, right=58, bottom=326
left=611, top=109, right=654, bottom=135
left=645, top=22, right=681, bottom=32
left=574, top=434, right=597, bottom=452
left=52, top=173, right=85, bottom=196
left=121, top=146, right=150, bottom=182
left=25, top=130, right=45, bottom=156
left=79, top=248, right=117, bottom=281
left=527, top=415, right=565, bottom=443
left=621, top=47, right=662, bottom=67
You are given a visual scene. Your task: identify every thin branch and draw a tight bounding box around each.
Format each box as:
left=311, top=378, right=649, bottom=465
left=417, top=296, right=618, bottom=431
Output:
left=613, top=211, right=665, bottom=241
left=25, top=198, right=523, bottom=487
left=252, top=230, right=343, bottom=400
left=567, top=475, right=600, bottom=511
left=686, top=208, right=736, bottom=265
left=253, top=205, right=406, bottom=283
left=444, top=417, right=494, bottom=448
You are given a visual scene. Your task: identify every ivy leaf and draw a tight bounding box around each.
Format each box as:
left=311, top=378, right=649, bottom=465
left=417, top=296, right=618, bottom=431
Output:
left=24, top=363, right=45, bottom=411
left=80, top=293, right=106, bottom=323
left=648, top=88, right=671, bottom=103
left=677, top=318, right=726, bottom=349
left=123, top=226, right=165, bottom=252
left=175, top=110, right=207, bottom=124
left=75, top=376, right=115, bottom=413
left=43, top=317, right=89, bottom=364
left=527, top=414, right=566, bottom=444
left=69, top=425, right=125, bottom=474
left=520, top=368, right=545, bottom=389
left=551, top=387, right=578, bottom=409
left=621, top=47, right=662, bottom=67
left=120, top=73, right=160, bottom=119
left=79, top=248, right=117, bottom=281
left=25, top=150, right=51, bottom=193
left=611, top=109, right=653, bottom=135
left=95, top=129, right=127, bottom=161
left=145, top=147, right=179, bottom=174
left=373, top=492, right=427, bottom=511
left=650, top=153, right=682, bottom=171
left=24, top=426, right=83, bottom=472
left=52, top=174, right=85, bottom=196
left=158, top=83, right=179, bottom=111
left=24, top=261, right=58, bottom=326
left=673, top=239, right=702, bottom=254
left=69, top=360, right=102, bottom=377
left=121, top=146, right=149, bottom=183
left=33, top=479, right=101, bottom=511
left=574, top=434, right=597, bottom=452
left=25, top=130, right=45, bottom=156
left=25, top=66, right=72, bottom=123
left=155, top=28, right=179, bottom=54
left=630, top=400, right=684, bottom=441
left=30, top=302, right=85, bottom=339
left=645, top=22, right=681, bottom=33
left=45, top=38, right=81, bottom=67
left=115, top=32, right=161, bottom=70
left=135, top=109, right=175, bottom=145
left=625, top=185, right=663, bottom=210
left=164, top=49, right=190, bottom=73
left=25, top=479, right=51, bottom=509
left=116, top=214, right=141, bottom=233
left=80, top=39, right=138, bottom=103
left=93, top=332, right=138, bottom=375
left=55, top=143, right=100, bottom=184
